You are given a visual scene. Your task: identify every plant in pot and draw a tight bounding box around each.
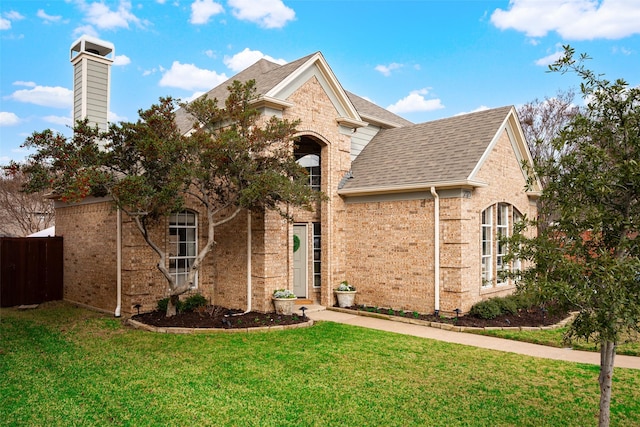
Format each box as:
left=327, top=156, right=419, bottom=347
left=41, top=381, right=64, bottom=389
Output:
left=272, top=289, right=297, bottom=315
left=335, top=281, right=356, bottom=308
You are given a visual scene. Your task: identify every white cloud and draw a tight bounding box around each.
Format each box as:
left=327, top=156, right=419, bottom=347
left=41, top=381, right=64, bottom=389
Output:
left=159, top=61, right=228, bottom=91
left=387, top=89, right=445, bottom=114
left=223, top=48, right=286, bottom=72
left=183, top=91, right=206, bottom=103
left=79, top=0, right=143, bottom=30
left=190, top=0, right=224, bottom=25
left=37, top=9, right=63, bottom=23
left=108, top=110, right=128, bottom=123
left=43, top=115, right=73, bottom=127
left=535, top=50, right=564, bottom=67
left=1, top=10, right=24, bottom=30
left=375, top=62, right=403, bottom=77
left=0, top=112, right=20, bottom=126
left=4, top=11, right=24, bottom=21
left=491, top=0, right=640, bottom=40
left=13, top=81, right=36, bottom=88
left=228, top=0, right=295, bottom=29
left=455, top=105, right=491, bottom=116
left=72, top=24, right=99, bottom=38
left=6, top=83, right=73, bottom=109
left=113, top=54, right=131, bottom=66
left=612, top=46, right=633, bottom=55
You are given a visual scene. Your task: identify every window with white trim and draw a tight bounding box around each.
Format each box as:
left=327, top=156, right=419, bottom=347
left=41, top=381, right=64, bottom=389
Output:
left=313, top=222, right=321, bottom=288
left=481, top=203, right=520, bottom=289
left=481, top=207, right=493, bottom=287
left=496, top=203, right=509, bottom=285
left=169, top=211, right=197, bottom=288
left=512, top=209, right=523, bottom=275
left=295, top=137, right=321, bottom=191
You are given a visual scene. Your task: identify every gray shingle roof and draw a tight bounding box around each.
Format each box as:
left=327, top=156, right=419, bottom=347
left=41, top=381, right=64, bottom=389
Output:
left=340, top=106, right=514, bottom=192
left=175, top=52, right=411, bottom=134
left=345, top=91, right=413, bottom=127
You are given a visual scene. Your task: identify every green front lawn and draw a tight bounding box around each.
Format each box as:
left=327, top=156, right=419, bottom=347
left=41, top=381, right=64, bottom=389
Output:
left=2, top=302, right=639, bottom=426
left=470, top=327, right=640, bottom=357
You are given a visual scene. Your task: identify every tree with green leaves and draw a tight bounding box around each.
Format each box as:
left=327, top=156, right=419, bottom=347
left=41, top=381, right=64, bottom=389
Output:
left=12, top=80, right=322, bottom=317
left=509, top=46, right=639, bottom=427
left=517, top=89, right=580, bottom=231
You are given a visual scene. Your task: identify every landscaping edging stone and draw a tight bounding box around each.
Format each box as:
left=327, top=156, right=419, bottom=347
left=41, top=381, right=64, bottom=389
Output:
left=328, top=307, right=577, bottom=332
left=127, top=318, right=314, bottom=334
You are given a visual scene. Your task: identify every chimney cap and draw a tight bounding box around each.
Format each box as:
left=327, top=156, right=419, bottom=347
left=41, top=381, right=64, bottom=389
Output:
left=70, top=35, right=114, bottom=60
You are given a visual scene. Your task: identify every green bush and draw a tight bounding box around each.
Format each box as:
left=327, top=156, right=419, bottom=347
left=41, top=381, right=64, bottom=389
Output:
left=183, top=294, right=208, bottom=312
left=157, top=294, right=207, bottom=313
left=469, top=299, right=502, bottom=319
left=156, top=297, right=184, bottom=313
left=495, top=295, right=519, bottom=315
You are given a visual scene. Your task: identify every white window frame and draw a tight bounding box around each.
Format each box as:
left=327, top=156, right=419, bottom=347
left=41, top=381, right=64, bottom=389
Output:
left=481, top=207, right=493, bottom=288
left=496, top=203, right=509, bottom=286
left=312, top=222, right=322, bottom=288
left=512, top=208, right=523, bottom=277
left=169, top=210, right=198, bottom=289
left=297, top=154, right=321, bottom=191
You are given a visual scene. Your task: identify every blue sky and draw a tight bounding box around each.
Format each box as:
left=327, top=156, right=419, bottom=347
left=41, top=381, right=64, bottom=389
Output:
left=1, top=0, right=639, bottom=164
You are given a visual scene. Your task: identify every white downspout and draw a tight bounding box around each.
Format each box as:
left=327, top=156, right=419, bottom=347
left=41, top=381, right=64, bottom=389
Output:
left=115, top=207, right=122, bottom=317
left=430, top=187, right=440, bottom=313
left=245, top=210, right=252, bottom=313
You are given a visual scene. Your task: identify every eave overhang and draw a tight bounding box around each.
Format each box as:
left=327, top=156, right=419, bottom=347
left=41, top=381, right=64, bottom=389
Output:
left=250, top=96, right=294, bottom=111
left=338, top=179, right=489, bottom=197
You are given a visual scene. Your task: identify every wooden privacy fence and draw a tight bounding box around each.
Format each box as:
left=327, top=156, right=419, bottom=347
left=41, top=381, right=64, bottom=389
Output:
left=0, top=237, right=63, bottom=307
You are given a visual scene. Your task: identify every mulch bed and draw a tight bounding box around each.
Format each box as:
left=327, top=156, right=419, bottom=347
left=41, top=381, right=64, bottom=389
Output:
left=132, top=304, right=570, bottom=330
left=132, top=306, right=308, bottom=329
left=344, top=304, right=570, bottom=328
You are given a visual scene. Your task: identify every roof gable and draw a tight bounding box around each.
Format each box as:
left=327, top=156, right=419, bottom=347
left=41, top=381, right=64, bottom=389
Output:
left=339, top=106, right=540, bottom=195
left=176, top=52, right=412, bottom=134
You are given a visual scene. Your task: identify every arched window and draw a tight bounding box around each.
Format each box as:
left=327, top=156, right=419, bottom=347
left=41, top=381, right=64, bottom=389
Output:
left=480, top=204, right=521, bottom=288
left=295, top=137, right=321, bottom=191
left=169, top=210, right=197, bottom=288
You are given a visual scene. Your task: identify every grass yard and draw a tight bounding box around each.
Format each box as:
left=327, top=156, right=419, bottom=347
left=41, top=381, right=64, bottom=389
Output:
left=470, top=327, right=640, bottom=357
left=2, top=302, right=640, bottom=427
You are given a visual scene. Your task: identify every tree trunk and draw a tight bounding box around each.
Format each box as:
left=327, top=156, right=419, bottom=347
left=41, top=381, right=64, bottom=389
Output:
left=598, top=340, right=616, bottom=427
left=166, top=294, right=180, bottom=317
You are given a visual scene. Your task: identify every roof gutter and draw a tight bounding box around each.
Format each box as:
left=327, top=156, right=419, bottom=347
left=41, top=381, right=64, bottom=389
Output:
left=338, top=179, right=488, bottom=197
left=430, top=187, right=440, bottom=314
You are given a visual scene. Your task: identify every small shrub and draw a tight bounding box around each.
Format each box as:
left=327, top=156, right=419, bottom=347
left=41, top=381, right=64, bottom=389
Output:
left=495, top=296, right=518, bottom=315
left=156, top=297, right=185, bottom=313
left=469, top=299, right=502, bottom=319
left=183, top=294, right=208, bottom=312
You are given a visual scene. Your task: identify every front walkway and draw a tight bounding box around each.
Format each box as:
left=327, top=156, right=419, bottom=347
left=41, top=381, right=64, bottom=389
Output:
left=305, top=307, right=640, bottom=370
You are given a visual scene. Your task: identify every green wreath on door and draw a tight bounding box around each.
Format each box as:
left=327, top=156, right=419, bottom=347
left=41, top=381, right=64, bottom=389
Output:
left=293, top=235, right=301, bottom=253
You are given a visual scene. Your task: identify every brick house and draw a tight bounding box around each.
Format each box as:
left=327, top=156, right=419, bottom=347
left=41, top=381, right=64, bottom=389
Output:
left=57, top=39, right=539, bottom=317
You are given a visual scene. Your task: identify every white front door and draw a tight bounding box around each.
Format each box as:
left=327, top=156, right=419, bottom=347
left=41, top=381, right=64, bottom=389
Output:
left=293, top=225, right=307, bottom=298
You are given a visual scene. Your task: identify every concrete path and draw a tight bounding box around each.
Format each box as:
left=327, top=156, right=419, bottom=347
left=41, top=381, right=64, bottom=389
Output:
left=306, top=308, right=640, bottom=370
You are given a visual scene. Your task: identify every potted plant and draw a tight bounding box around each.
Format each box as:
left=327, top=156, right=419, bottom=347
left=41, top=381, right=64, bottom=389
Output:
left=272, top=289, right=297, bottom=315
left=335, top=281, right=356, bottom=308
